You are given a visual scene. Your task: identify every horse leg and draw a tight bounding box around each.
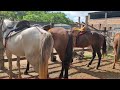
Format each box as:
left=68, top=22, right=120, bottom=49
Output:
left=113, top=55, right=117, bottom=69
left=45, top=58, right=49, bottom=79
left=59, top=62, right=64, bottom=78
left=6, top=51, right=12, bottom=79
left=70, top=58, right=73, bottom=64
left=64, top=61, right=69, bottom=79
left=62, top=33, right=73, bottom=79
left=113, top=45, right=117, bottom=69
left=87, top=48, right=96, bottom=67
left=54, top=47, right=65, bottom=78
left=17, top=56, right=22, bottom=79
left=81, top=48, right=84, bottom=59
left=8, top=58, right=12, bottom=79
left=59, top=60, right=69, bottom=79
left=24, top=61, right=29, bottom=75
left=96, top=49, right=102, bottom=69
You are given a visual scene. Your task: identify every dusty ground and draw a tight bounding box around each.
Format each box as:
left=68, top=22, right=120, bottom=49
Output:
left=0, top=51, right=120, bottom=79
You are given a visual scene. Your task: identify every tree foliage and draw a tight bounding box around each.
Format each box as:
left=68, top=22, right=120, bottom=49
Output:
left=0, top=11, right=74, bottom=24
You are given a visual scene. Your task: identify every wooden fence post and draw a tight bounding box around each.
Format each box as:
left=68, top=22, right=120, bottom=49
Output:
left=78, top=17, right=81, bottom=28
left=0, top=28, right=4, bottom=70
left=0, top=48, right=4, bottom=70
left=85, top=16, right=88, bottom=29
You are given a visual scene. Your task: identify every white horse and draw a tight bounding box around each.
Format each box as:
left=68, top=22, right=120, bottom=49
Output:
left=0, top=19, right=54, bottom=79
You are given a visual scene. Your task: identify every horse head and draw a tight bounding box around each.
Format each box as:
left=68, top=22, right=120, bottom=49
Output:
left=42, top=23, right=54, bottom=31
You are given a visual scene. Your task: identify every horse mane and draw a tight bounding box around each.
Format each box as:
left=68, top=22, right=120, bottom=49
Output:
left=42, top=23, right=54, bottom=31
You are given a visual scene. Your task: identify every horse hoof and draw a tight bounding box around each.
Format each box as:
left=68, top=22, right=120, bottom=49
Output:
left=18, top=76, right=22, bottom=79
left=54, top=77, right=59, bottom=79
left=63, top=77, right=68, bottom=79
left=35, top=76, right=39, bottom=79
left=24, top=72, right=28, bottom=75
left=9, top=77, right=12, bottom=79
left=59, top=76, right=63, bottom=79
left=96, top=67, right=99, bottom=70
left=113, top=67, right=115, bottom=69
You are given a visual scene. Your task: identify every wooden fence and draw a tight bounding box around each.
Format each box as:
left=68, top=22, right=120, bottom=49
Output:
left=0, top=28, right=4, bottom=70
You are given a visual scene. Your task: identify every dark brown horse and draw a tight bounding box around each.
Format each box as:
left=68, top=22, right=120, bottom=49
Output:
left=24, top=26, right=73, bottom=79
left=72, top=27, right=107, bottom=69
left=113, top=33, right=120, bottom=69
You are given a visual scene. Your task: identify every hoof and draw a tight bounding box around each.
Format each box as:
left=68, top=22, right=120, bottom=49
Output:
left=18, top=76, right=22, bottom=79
left=96, top=67, right=99, bottom=70
left=113, top=67, right=115, bottom=69
left=87, top=64, right=89, bottom=67
left=35, top=76, right=39, bottom=79
left=9, top=76, right=12, bottom=79
left=24, top=71, right=28, bottom=75
left=47, top=75, right=49, bottom=78
left=63, top=77, right=68, bottom=79
left=54, top=77, right=59, bottom=79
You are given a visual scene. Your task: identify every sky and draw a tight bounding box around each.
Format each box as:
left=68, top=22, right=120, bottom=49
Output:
left=53, top=11, right=99, bottom=22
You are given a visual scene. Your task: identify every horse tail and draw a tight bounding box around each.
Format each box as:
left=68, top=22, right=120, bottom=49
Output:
left=116, top=35, right=120, bottom=60
left=102, top=36, right=107, bottom=56
left=39, top=33, right=54, bottom=79
left=64, top=32, right=73, bottom=66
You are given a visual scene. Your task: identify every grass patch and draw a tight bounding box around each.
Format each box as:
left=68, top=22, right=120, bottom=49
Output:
left=106, top=54, right=114, bottom=59
left=83, top=51, right=114, bottom=60
left=84, top=52, right=92, bottom=60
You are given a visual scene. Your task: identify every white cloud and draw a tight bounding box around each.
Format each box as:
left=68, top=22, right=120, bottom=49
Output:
left=53, top=11, right=100, bottom=22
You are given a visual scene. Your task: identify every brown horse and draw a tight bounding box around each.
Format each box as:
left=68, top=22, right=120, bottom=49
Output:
left=72, top=27, right=107, bottom=69
left=113, top=33, right=120, bottom=69
left=24, top=26, right=73, bottom=79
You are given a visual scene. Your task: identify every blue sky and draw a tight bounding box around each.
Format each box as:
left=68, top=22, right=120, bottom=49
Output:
left=53, top=11, right=99, bottom=22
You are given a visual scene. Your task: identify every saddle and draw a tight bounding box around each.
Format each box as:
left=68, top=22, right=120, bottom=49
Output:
left=75, top=26, right=88, bottom=47
left=74, top=26, right=87, bottom=35
left=4, top=20, right=30, bottom=48
left=5, top=20, right=30, bottom=39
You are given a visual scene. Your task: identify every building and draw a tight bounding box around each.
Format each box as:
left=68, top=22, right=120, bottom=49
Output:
left=54, top=23, right=72, bottom=29
left=88, top=11, right=120, bottom=31
left=87, top=11, right=120, bottom=46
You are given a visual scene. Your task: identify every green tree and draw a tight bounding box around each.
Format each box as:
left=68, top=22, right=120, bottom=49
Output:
left=0, top=11, right=74, bottom=24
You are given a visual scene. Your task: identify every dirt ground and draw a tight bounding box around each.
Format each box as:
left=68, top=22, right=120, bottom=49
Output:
left=0, top=51, right=120, bottom=79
